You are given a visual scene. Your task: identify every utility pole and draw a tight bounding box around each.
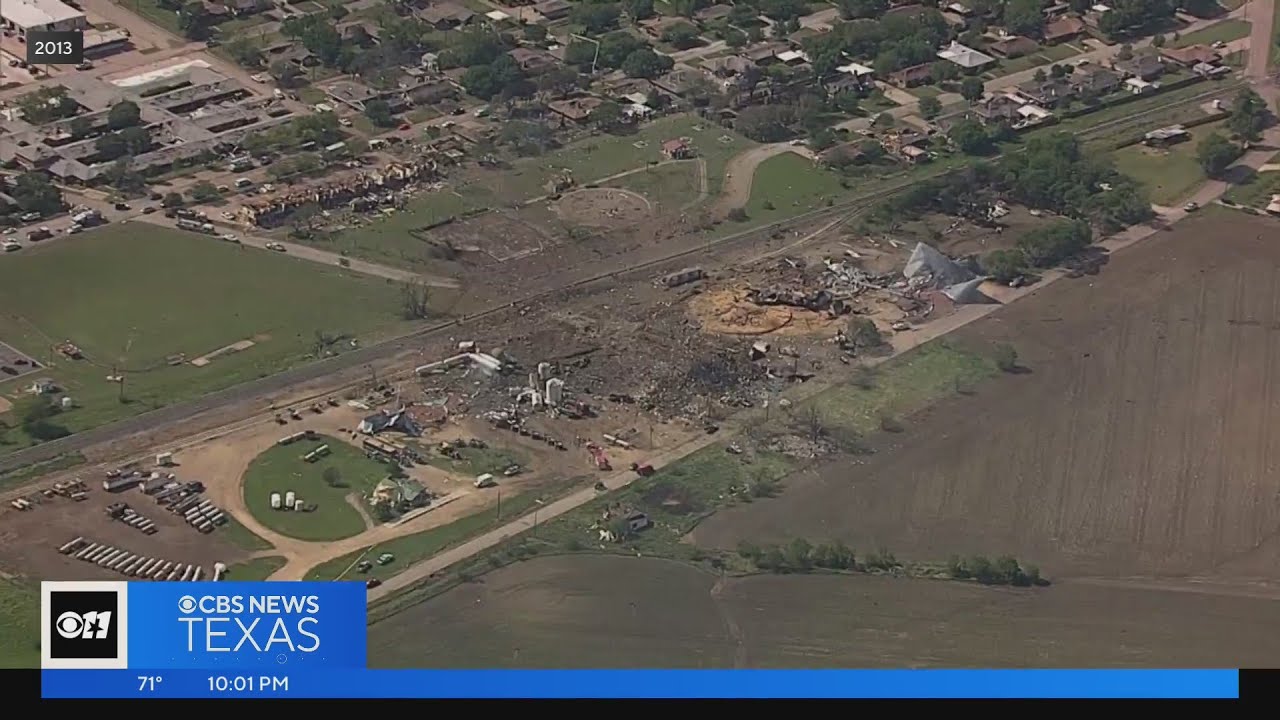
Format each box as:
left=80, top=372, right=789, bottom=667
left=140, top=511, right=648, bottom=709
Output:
left=495, top=488, right=502, bottom=520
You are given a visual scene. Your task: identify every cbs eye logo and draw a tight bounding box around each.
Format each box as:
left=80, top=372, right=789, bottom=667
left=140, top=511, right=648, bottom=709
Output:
left=55, top=609, right=113, bottom=640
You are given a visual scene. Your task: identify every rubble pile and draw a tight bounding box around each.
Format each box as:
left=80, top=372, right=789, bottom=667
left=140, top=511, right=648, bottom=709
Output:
left=241, top=158, right=438, bottom=228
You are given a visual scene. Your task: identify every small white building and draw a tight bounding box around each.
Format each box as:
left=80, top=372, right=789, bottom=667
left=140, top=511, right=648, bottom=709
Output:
left=1124, top=77, right=1159, bottom=95
left=1, top=0, right=87, bottom=37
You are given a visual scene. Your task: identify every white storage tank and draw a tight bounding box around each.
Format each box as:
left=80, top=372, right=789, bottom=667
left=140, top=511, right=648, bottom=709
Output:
left=293, top=499, right=304, bottom=511
left=270, top=492, right=282, bottom=510
left=285, top=491, right=296, bottom=508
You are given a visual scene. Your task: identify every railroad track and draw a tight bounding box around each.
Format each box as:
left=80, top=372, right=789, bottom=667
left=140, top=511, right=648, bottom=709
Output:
left=0, top=83, right=1244, bottom=477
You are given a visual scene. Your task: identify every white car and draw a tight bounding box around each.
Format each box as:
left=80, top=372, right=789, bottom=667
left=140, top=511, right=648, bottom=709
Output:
left=338, top=117, right=353, bottom=127
left=3, top=240, right=21, bottom=252
left=1183, top=202, right=1200, bottom=212
left=265, top=242, right=286, bottom=252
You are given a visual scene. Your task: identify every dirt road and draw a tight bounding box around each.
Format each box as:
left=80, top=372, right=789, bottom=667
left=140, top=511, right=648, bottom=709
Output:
left=713, top=144, right=814, bottom=217
left=1246, top=0, right=1275, bottom=81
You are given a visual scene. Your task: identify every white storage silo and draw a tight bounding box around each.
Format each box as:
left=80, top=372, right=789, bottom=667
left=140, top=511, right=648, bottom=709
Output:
left=285, top=491, right=296, bottom=508
left=294, top=499, right=304, bottom=511
left=270, top=492, right=282, bottom=510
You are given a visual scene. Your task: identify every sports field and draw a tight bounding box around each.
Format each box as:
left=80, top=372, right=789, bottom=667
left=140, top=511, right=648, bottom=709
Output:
left=0, top=225, right=414, bottom=452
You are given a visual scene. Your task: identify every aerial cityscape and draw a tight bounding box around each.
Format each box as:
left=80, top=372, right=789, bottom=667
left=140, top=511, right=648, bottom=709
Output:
left=3, top=0, right=1280, bottom=670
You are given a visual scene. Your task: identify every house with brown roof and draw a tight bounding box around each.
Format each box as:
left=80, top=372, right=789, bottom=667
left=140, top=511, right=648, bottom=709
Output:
left=417, top=1, right=475, bottom=30
left=1160, top=44, right=1221, bottom=67
left=1070, top=63, right=1120, bottom=94
left=989, top=35, right=1039, bottom=58
left=532, top=0, right=571, bottom=20
left=1112, top=52, right=1164, bottom=81
left=508, top=47, right=560, bottom=75
left=639, top=16, right=690, bottom=39
left=888, top=63, right=932, bottom=87
left=548, top=96, right=603, bottom=123
left=1043, top=16, right=1085, bottom=44
left=695, top=3, right=734, bottom=22
left=662, top=138, right=694, bottom=159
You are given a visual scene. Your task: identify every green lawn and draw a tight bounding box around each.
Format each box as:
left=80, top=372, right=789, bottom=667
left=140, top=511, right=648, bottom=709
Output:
left=1174, top=18, right=1251, bottom=48
left=0, top=452, right=84, bottom=493
left=225, top=555, right=288, bottom=580
left=414, top=442, right=526, bottom=478
left=487, top=114, right=753, bottom=202
left=241, top=435, right=393, bottom=541
left=0, top=225, right=415, bottom=455
left=603, top=161, right=702, bottom=211
left=317, top=114, right=753, bottom=272
left=1037, top=43, right=1084, bottom=63
left=908, top=84, right=944, bottom=99
left=1223, top=154, right=1280, bottom=206
left=304, top=489, right=553, bottom=580
left=742, top=152, right=851, bottom=225
left=220, top=514, right=276, bottom=552
left=808, top=342, right=997, bottom=439
left=0, top=578, right=38, bottom=668
left=1111, top=120, right=1227, bottom=205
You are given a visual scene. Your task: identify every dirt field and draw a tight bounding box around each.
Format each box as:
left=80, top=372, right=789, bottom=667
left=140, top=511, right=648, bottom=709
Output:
left=556, top=188, right=653, bottom=229
left=695, top=209, right=1280, bottom=580
left=369, top=555, right=1280, bottom=668
left=0, top=480, right=253, bottom=583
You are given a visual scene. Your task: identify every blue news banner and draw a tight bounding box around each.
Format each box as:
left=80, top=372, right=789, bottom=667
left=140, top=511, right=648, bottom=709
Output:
left=38, top=581, right=1240, bottom=699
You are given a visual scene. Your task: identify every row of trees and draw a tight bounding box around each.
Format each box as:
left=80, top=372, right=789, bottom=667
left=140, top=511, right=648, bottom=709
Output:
left=982, top=219, right=1093, bottom=283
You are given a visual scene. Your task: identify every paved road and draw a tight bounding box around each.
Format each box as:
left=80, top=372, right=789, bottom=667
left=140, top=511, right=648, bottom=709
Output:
left=838, top=9, right=1253, bottom=133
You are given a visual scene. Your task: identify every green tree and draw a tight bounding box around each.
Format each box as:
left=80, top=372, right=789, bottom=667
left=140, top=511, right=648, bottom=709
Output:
left=523, top=23, right=548, bottom=43
left=119, top=126, right=151, bottom=154
left=162, top=192, right=184, bottom=208
left=12, top=172, right=62, bottom=214
left=1197, top=132, right=1243, bottom=178
left=982, top=248, right=1026, bottom=284
left=662, top=22, right=702, bottom=50
left=836, top=0, right=887, bottom=18
left=785, top=538, right=813, bottom=571
left=94, top=132, right=128, bottom=161
left=625, top=0, right=655, bottom=20
left=363, top=98, right=396, bottom=127
left=918, top=95, right=941, bottom=119
left=931, top=59, right=960, bottom=83
left=621, top=47, right=674, bottom=78
left=107, top=101, right=141, bottom=130
left=590, top=100, right=625, bottom=131
left=1228, top=89, right=1267, bottom=142
left=1003, top=0, right=1044, bottom=36
left=321, top=466, right=346, bottom=488
left=571, top=2, right=622, bottom=34
left=725, top=27, right=748, bottom=48
left=189, top=181, right=221, bottom=203
left=269, top=60, right=304, bottom=88
left=960, top=76, right=984, bottom=103
left=949, top=118, right=992, bottom=154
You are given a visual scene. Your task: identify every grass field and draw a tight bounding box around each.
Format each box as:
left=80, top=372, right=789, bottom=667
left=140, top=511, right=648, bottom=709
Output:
left=1111, top=120, right=1226, bottom=204
left=743, top=153, right=850, bottom=225
left=220, top=514, right=276, bottom=552
left=808, top=341, right=998, bottom=439
left=1173, top=18, right=1251, bottom=47
left=319, top=115, right=753, bottom=271
left=305, top=489, right=551, bottom=580
left=603, top=161, right=703, bottom=211
left=0, top=225, right=413, bottom=454
left=225, top=555, right=288, bottom=580
left=1223, top=157, right=1280, bottom=206
left=415, top=442, right=526, bottom=478
left=242, top=435, right=392, bottom=541
left=0, top=578, right=37, bottom=668
left=370, top=554, right=1280, bottom=668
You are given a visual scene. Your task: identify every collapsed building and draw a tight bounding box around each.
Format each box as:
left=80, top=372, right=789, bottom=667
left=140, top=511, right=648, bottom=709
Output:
left=239, top=158, right=437, bottom=228
left=901, top=242, right=996, bottom=305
